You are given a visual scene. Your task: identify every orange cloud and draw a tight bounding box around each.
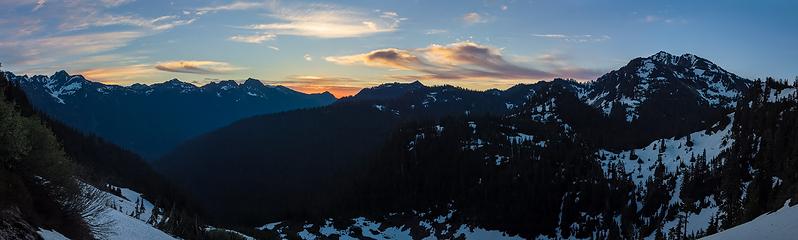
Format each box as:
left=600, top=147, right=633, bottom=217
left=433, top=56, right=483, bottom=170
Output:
left=326, top=41, right=555, bottom=82
left=325, top=48, right=423, bottom=70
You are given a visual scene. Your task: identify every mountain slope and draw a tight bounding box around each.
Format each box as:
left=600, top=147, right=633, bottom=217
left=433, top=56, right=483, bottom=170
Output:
left=156, top=81, right=536, bottom=225
left=575, top=51, right=750, bottom=148
left=340, top=79, right=794, bottom=239
left=1, top=74, right=205, bottom=239
left=5, top=71, right=336, bottom=159
left=585, top=51, right=749, bottom=121
left=156, top=52, right=752, bottom=229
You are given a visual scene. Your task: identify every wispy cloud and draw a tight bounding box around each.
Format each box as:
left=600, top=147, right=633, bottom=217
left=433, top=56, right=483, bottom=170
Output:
left=12, top=19, right=42, bottom=36
left=195, top=1, right=273, bottom=15
left=425, top=29, right=448, bottom=35
left=61, top=14, right=196, bottom=31
left=196, top=2, right=403, bottom=39
left=463, top=12, right=487, bottom=24
left=224, top=3, right=403, bottom=39
left=80, top=64, right=160, bottom=84
left=100, top=0, right=134, bottom=7
left=229, top=33, right=276, bottom=44
left=70, top=54, right=149, bottom=66
left=533, top=34, right=611, bottom=43
left=154, top=61, right=243, bottom=75
left=0, top=31, right=145, bottom=66
left=0, top=0, right=196, bottom=73
left=80, top=60, right=240, bottom=85
left=326, top=41, right=554, bottom=82
left=303, top=54, right=313, bottom=61
left=642, top=15, right=688, bottom=24
left=532, top=53, right=604, bottom=80
left=32, top=0, right=45, bottom=11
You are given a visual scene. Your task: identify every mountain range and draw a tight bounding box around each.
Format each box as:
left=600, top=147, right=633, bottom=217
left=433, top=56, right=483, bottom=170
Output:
left=154, top=51, right=754, bottom=229
left=7, top=51, right=798, bottom=239
left=3, top=71, right=336, bottom=159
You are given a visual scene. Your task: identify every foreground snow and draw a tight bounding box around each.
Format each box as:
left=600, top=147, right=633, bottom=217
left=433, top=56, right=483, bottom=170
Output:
left=94, top=208, right=177, bottom=240
left=38, top=228, right=70, bottom=240
left=86, top=184, right=178, bottom=240
left=205, top=227, right=256, bottom=240
left=258, top=208, right=524, bottom=240
left=37, top=184, right=177, bottom=240
left=37, top=183, right=260, bottom=240
left=703, top=201, right=798, bottom=240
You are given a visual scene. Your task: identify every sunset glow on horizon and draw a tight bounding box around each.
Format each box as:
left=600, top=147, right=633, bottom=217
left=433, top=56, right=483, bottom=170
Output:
left=2, top=0, right=796, bottom=96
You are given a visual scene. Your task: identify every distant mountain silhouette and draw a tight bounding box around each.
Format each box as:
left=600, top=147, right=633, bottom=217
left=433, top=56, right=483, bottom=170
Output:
left=4, top=71, right=336, bottom=160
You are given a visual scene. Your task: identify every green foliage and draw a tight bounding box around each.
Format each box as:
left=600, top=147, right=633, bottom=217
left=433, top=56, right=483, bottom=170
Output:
left=0, top=78, right=90, bottom=238
left=0, top=94, right=31, bottom=169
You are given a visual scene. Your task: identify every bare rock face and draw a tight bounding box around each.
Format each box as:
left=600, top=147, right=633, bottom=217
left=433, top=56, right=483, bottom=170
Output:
left=0, top=207, right=39, bottom=240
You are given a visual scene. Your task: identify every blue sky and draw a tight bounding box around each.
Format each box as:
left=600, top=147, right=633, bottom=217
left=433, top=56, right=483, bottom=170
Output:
left=0, top=0, right=795, bottom=97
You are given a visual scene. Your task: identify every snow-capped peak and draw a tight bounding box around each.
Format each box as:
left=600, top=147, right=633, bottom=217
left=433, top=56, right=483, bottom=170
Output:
left=647, top=51, right=716, bottom=71
left=10, top=70, right=90, bottom=104
left=651, top=51, right=678, bottom=64
left=582, top=52, right=750, bottom=122
left=161, top=79, right=196, bottom=88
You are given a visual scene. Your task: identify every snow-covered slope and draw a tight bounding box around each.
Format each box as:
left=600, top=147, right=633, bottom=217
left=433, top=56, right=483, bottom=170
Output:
left=37, top=183, right=260, bottom=240
left=38, top=184, right=178, bottom=240
left=763, top=86, right=797, bottom=103
left=97, top=186, right=176, bottom=240
left=257, top=208, right=524, bottom=240
left=703, top=201, right=798, bottom=240
left=599, top=114, right=735, bottom=238
left=37, top=229, right=70, bottom=240
left=600, top=113, right=734, bottom=186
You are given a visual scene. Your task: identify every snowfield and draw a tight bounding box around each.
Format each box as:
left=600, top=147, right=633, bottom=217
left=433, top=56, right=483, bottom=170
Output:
left=600, top=114, right=735, bottom=238
left=258, top=208, right=524, bottom=240
left=93, top=206, right=177, bottom=240
left=38, top=183, right=256, bottom=240
left=703, top=201, right=798, bottom=240
left=765, top=87, right=796, bottom=103
left=38, top=184, right=178, bottom=240
left=38, top=228, right=70, bottom=240
left=600, top=114, right=734, bottom=186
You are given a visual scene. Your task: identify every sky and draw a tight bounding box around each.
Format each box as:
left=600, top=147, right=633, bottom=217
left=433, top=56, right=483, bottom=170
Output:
left=0, top=0, right=796, bottom=97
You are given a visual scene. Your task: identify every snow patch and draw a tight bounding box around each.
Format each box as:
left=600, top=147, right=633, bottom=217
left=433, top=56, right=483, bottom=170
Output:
left=455, top=225, right=524, bottom=240
left=38, top=228, right=70, bottom=240
left=204, top=227, right=256, bottom=240
left=704, top=200, right=798, bottom=240
left=600, top=114, right=734, bottom=186
left=766, top=87, right=796, bottom=103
